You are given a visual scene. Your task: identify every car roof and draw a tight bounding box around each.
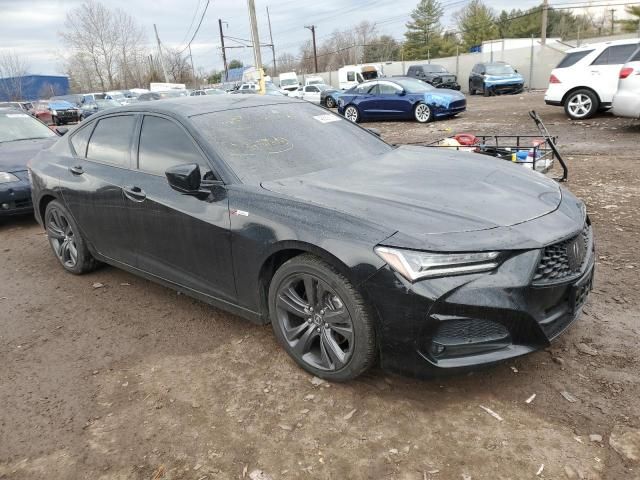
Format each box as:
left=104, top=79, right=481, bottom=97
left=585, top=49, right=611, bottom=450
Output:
left=566, top=38, right=640, bottom=53
left=84, top=94, right=306, bottom=119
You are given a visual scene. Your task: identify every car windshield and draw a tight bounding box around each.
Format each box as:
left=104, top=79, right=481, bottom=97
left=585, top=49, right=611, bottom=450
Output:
left=393, top=78, right=435, bottom=93
left=486, top=64, right=516, bottom=75
left=96, top=99, right=120, bottom=108
left=280, top=78, right=298, bottom=86
left=425, top=65, right=447, bottom=73
left=0, top=112, right=56, bottom=142
left=192, top=103, right=392, bottom=184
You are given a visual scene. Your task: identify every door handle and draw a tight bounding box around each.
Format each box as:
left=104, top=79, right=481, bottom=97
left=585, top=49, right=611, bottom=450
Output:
left=123, top=185, right=146, bottom=202
left=69, top=165, right=84, bottom=175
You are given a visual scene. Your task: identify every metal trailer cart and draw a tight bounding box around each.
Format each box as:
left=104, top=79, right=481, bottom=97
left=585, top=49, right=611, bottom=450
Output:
left=424, top=111, right=569, bottom=182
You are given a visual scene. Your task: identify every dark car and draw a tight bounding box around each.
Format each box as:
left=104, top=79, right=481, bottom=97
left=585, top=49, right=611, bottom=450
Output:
left=33, top=99, right=80, bottom=125
left=51, top=94, right=84, bottom=108
left=320, top=88, right=342, bottom=108
left=469, top=62, right=525, bottom=96
left=79, top=98, right=121, bottom=120
left=406, top=64, right=461, bottom=90
left=29, top=95, right=594, bottom=381
left=0, top=108, right=58, bottom=216
left=337, top=77, right=466, bottom=123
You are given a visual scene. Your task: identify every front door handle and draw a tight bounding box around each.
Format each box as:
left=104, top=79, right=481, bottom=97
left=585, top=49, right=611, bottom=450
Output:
left=69, top=165, right=84, bottom=175
left=123, top=185, right=146, bottom=202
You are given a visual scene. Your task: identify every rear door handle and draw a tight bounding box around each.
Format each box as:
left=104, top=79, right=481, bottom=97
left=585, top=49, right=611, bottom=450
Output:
left=69, top=165, right=84, bottom=175
left=123, top=185, right=146, bottom=202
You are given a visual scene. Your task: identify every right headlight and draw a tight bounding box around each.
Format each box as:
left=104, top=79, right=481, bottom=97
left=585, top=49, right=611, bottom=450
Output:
left=374, top=246, right=500, bottom=281
left=0, top=172, right=20, bottom=183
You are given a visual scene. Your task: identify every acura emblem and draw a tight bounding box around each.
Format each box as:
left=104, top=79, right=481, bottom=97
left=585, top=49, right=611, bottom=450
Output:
left=567, top=237, right=585, bottom=270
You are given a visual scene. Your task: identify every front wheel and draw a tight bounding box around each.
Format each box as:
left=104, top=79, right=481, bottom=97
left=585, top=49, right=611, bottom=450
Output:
left=269, top=254, right=376, bottom=381
left=325, top=96, right=336, bottom=108
left=564, top=89, right=599, bottom=120
left=414, top=102, right=432, bottom=123
left=469, top=82, right=476, bottom=95
left=344, top=105, right=360, bottom=123
left=45, top=200, right=99, bottom=274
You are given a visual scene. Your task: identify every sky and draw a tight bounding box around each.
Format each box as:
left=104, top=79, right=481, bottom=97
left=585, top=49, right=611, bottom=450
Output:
left=0, top=0, right=632, bottom=76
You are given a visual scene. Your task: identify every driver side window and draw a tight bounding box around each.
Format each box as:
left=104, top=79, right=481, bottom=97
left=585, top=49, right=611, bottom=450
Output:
left=137, top=115, right=213, bottom=179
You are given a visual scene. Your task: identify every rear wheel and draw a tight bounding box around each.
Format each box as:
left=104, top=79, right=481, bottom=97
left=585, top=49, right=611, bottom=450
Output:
left=469, top=82, right=476, bottom=95
left=269, top=254, right=376, bottom=381
left=45, top=200, right=99, bottom=274
left=564, top=89, right=599, bottom=120
left=483, top=83, right=491, bottom=97
left=325, top=96, right=336, bottom=108
left=414, top=102, right=432, bottom=123
left=344, top=105, right=360, bottom=123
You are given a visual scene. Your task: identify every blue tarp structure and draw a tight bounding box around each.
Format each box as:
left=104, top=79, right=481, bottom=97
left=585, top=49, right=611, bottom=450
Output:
left=0, top=74, right=69, bottom=101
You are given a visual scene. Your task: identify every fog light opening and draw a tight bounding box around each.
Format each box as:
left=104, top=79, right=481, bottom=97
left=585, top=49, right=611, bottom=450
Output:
left=1, top=203, right=9, bottom=210
left=431, top=342, right=446, bottom=356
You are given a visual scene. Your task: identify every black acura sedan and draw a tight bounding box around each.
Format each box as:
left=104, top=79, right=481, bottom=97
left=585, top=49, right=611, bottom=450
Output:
left=29, top=96, right=594, bottom=380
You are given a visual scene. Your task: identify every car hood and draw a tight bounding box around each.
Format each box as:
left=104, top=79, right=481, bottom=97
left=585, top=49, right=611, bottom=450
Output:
left=0, top=137, right=57, bottom=172
left=423, top=89, right=465, bottom=106
left=262, top=145, right=561, bottom=236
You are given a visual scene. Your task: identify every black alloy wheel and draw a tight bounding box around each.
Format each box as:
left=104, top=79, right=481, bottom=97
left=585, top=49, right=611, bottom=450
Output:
left=325, top=96, right=336, bottom=108
left=269, top=254, right=375, bottom=381
left=45, top=200, right=99, bottom=274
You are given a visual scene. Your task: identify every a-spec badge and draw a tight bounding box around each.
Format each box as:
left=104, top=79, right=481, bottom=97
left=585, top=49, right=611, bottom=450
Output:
left=230, top=209, right=249, bottom=217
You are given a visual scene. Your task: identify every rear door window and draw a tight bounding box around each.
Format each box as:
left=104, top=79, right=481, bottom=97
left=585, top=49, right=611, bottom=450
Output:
left=592, top=44, right=639, bottom=65
left=556, top=50, right=594, bottom=68
left=86, top=115, right=135, bottom=167
left=70, top=124, right=94, bottom=158
left=629, top=48, right=640, bottom=62
left=137, top=115, right=210, bottom=177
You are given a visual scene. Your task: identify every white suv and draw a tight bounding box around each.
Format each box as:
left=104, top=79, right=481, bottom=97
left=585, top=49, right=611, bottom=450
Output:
left=544, top=39, right=640, bottom=120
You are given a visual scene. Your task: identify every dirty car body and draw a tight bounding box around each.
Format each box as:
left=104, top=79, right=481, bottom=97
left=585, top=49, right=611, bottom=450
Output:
left=29, top=95, right=593, bottom=379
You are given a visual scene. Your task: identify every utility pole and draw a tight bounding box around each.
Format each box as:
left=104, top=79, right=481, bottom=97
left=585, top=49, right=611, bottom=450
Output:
left=218, top=19, right=228, bottom=82
left=246, top=0, right=265, bottom=93
left=305, top=25, right=318, bottom=73
left=266, top=6, right=277, bottom=77
left=153, top=24, right=169, bottom=82
left=540, top=0, right=548, bottom=45
left=609, top=9, right=615, bottom=35
left=188, top=44, right=197, bottom=88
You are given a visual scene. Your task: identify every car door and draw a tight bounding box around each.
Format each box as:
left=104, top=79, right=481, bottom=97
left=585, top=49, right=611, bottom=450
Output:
left=352, top=82, right=378, bottom=116
left=370, top=81, right=406, bottom=118
left=122, top=114, right=236, bottom=303
left=588, top=43, right=639, bottom=103
left=60, top=114, right=138, bottom=266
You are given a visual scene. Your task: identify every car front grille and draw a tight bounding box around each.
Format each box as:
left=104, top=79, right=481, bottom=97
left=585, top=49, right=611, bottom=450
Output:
left=533, top=222, right=592, bottom=285
left=450, top=100, right=466, bottom=110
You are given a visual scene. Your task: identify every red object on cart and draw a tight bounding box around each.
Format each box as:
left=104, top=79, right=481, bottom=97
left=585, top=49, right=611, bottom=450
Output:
left=454, top=133, right=479, bottom=146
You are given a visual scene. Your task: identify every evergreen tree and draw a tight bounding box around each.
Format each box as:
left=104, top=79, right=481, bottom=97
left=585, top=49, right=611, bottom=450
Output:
left=403, top=0, right=444, bottom=60
left=618, top=5, right=640, bottom=33
left=455, top=0, right=498, bottom=49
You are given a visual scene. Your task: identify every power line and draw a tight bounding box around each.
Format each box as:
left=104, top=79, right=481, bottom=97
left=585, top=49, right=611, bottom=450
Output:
left=179, top=0, right=203, bottom=46
left=178, top=0, right=211, bottom=54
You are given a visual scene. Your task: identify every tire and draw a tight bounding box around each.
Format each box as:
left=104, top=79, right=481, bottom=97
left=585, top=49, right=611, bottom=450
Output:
left=469, top=82, right=476, bottom=95
left=414, top=102, right=432, bottom=123
left=268, top=254, right=376, bottom=382
left=483, top=83, right=491, bottom=97
left=343, top=105, right=360, bottom=123
left=564, top=89, right=599, bottom=120
left=52, top=115, right=59, bottom=126
left=44, top=200, right=99, bottom=275
left=325, top=96, right=336, bottom=108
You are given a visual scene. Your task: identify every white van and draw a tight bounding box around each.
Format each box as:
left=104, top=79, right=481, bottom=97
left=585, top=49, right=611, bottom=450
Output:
left=338, top=65, right=381, bottom=90
left=544, top=38, right=640, bottom=119
left=279, top=72, right=299, bottom=92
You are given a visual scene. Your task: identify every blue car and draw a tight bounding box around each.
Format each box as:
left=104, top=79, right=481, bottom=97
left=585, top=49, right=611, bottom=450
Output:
left=337, top=77, right=466, bottom=123
left=469, top=62, right=525, bottom=96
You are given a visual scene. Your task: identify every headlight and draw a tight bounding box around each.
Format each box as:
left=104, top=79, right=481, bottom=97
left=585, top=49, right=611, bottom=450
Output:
left=0, top=172, right=20, bottom=183
left=51, top=109, right=57, bottom=115
left=374, top=246, right=500, bottom=281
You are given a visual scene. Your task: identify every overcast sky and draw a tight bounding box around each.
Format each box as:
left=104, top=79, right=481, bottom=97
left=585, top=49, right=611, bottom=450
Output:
left=0, top=0, right=628, bottom=77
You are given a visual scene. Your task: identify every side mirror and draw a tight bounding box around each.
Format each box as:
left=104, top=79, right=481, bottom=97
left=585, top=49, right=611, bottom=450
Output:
left=55, top=127, right=68, bottom=136
left=514, top=69, right=519, bottom=73
left=397, top=89, right=406, bottom=96
left=166, top=163, right=201, bottom=194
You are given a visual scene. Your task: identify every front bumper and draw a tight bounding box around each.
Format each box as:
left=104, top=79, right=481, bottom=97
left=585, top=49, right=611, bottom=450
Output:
left=362, top=244, right=594, bottom=378
left=485, top=82, right=524, bottom=94
left=0, top=172, right=32, bottom=216
left=435, top=82, right=461, bottom=90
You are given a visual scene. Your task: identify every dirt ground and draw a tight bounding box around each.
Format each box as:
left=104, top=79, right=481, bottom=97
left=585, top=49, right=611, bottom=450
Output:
left=1, top=92, right=639, bottom=480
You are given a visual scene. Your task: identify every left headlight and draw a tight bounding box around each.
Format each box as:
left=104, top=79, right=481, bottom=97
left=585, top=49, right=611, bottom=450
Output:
left=51, top=109, right=58, bottom=116
left=374, top=246, right=500, bottom=281
left=0, top=172, right=20, bottom=183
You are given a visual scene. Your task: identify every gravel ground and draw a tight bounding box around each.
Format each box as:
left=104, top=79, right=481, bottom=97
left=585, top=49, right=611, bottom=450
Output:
left=1, top=92, right=639, bottom=480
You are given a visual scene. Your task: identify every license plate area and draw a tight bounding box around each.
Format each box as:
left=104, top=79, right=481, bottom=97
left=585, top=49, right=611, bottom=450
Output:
left=571, top=269, right=593, bottom=312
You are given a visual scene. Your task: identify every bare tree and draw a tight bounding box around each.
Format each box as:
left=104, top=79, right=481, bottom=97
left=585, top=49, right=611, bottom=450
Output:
left=60, top=0, right=148, bottom=91
left=0, top=51, right=29, bottom=100
left=162, top=48, right=193, bottom=84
